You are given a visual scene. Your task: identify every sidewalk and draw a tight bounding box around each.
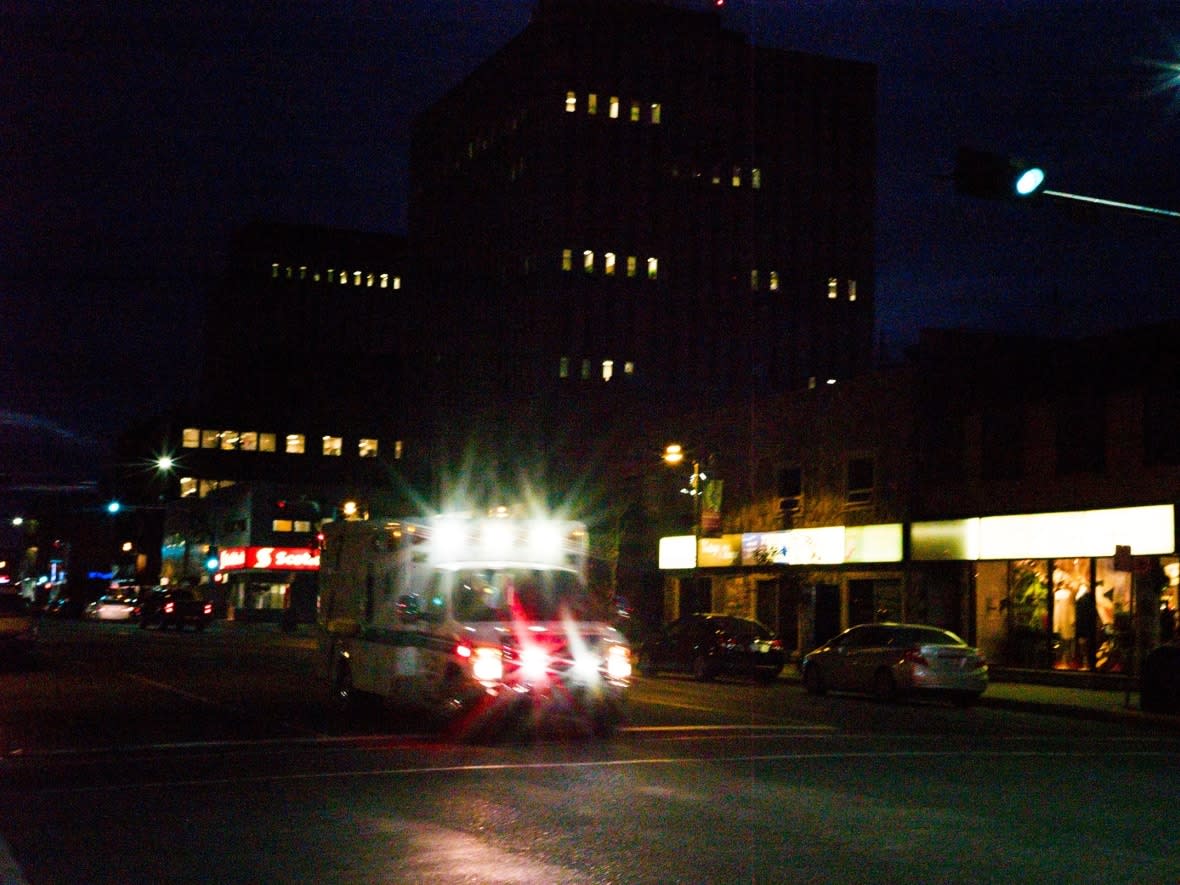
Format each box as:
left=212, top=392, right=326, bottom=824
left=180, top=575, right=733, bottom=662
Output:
left=977, top=679, right=1180, bottom=729
left=780, top=664, right=1180, bottom=729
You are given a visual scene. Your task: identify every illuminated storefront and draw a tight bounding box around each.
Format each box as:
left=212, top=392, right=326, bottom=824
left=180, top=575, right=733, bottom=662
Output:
left=912, top=505, right=1178, bottom=672
left=213, top=545, right=321, bottom=623
left=659, top=505, right=1179, bottom=669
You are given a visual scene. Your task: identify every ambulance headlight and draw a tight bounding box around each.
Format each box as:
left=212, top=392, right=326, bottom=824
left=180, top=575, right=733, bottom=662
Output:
left=606, top=644, right=632, bottom=681
left=472, top=647, right=504, bottom=683
left=519, top=644, right=550, bottom=682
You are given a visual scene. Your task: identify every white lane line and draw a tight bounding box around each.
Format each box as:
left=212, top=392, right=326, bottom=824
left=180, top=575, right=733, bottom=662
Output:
left=13, top=747, right=1179, bottom=796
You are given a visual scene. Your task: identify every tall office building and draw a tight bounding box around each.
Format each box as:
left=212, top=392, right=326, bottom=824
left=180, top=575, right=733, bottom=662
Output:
left=409, top=0, right=877, bottom=459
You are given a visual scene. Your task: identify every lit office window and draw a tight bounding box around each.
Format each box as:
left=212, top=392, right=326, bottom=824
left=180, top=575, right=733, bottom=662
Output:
left=353, top=271, right=362, bottom=286
left=294, top=520, right=312, bottom=533
left=565, top=91, right=577, bottom=113
left=366, top=272, right=375, bottom=287
left=848, top=279, right=858, bottom=302
left=271, top=263, right=280, bottom=278
left=604, top=252, right=616, bottom=276
left=630, top=101, right=641, bottom=122
left=581, top=359, right=591, bottom=380
left=285, top=434, right=305, bottom=454
left=828, top=277, right=839, bottom=299
left=220, top=431, right=239, bottom=451
left=259, top=433, right=277, bottom=453
left=240, top=432, right=258, bottom=452
left=273, top=519, right=293, bottom=533
left=380, top=273, right=389, bottom=289
left=559, top=356, right=570, bottom=379
left=587, top=93, right=598, bottom=114
left=732, top=166, right=742, bottom=187
left=562, top=248, right=573, bottom=271
left=201, top=430, right=220, bottom=449
left=182, top=428, right=200, bottom=449
left=750, top=269, right=759, bottom=291
left=180, top=477, right=198, bottom=498
left=650, top=102, right=661, bottom=124
left=752, top=168, right=762, bottom=189
left=624, top=361, right=635, bottom=375
left=583, top=250, right=594, bottom=273
left=393, top=276, right=401, bottom=290
left=609, top=96, right=619, bottom=119
left=322, top=436, right=343, bottom=457
left=327, top=269, right=336, bottom=283
left=602, top=359, right=614, bottom=382
left=394, top=440, right=403, bottom=460
left=626, top=256, right=637, bottom=278
left=299, top=266, right=307, bottom=280
left=647, top=257, right=659, bottom=280
left=359, top=438, right=379, bottom=458
left=769, top=271, right=780, bottom=292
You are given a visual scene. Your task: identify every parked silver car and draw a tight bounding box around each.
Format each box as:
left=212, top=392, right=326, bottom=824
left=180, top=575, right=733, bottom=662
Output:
left=801, top=622, right=988, bottom=706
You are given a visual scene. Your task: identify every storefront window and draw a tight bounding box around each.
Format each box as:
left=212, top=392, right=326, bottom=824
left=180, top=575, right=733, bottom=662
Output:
left=979, top=556, right=1177, bottom=672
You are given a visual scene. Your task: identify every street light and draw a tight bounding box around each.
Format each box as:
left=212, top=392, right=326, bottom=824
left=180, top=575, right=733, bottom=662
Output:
left=663, top=444, right=704, bottom=570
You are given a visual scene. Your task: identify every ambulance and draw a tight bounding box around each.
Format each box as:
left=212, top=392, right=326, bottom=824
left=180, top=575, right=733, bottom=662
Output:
left=317, top=510, right=632, bottom=737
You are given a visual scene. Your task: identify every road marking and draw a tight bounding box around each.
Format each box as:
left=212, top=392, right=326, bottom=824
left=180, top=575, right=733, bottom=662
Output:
left=11, top=746, right=1180, bottom=795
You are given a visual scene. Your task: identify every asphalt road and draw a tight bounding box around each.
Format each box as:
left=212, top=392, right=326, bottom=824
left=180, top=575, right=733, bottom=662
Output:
left=2, top=621, right=1179, bottom=883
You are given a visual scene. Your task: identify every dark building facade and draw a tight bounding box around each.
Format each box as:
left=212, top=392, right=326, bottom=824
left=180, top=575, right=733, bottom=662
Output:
left=409, top=0, right=877, bottom=464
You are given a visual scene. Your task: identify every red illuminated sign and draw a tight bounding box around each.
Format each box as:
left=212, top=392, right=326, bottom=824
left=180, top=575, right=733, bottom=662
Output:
left=218, top=547, right=320, bottom=571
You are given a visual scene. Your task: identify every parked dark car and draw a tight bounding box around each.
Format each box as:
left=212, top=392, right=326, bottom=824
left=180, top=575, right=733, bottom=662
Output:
left=1141, top=641, right=1180, bottom=714
left=0, top=592, right=38, bottom=668
left=638, top=613, right=785, bottom=682
left=801, top=622, right=988, bottom=706
left=139, top=587, right=214, bottom=631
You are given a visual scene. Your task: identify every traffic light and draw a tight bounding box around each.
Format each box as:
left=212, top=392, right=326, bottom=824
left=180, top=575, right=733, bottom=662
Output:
left=954, top=147, right=1045, bottom=200
left=106, top=500, right=122, bottom=514
left=205, top=546, right=220, bottom=572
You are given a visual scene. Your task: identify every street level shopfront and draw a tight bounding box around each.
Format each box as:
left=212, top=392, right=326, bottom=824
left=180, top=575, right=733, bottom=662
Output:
left=912, top=505, right=1177, bottom=673
left=660, top=504, right=1178, bottom=669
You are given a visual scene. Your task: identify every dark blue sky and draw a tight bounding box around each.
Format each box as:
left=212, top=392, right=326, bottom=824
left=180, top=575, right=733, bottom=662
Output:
left=4, top=0, right=1179, bottom=476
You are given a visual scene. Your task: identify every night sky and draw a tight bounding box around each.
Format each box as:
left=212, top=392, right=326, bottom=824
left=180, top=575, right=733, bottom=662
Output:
left=4, top=0, right=1179, bottom=479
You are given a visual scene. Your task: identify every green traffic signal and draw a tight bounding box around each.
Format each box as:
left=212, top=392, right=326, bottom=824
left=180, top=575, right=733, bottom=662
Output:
left=954, top=146, right=1044, bottom=200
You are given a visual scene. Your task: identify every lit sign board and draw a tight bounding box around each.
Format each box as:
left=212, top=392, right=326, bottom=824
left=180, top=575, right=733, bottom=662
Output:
left=911, top=505, right=1175, bottom=561
left=218, top=547, right=320, bottom=571
left=741, top=527, right=846, bottom=565
left=659, top=535, right=696, bottom=570
left=699, top=535, right=742, bottom=567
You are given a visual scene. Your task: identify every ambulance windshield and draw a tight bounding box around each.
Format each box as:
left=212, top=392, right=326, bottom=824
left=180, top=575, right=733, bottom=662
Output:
left=450, top=568, right=587, bottom=623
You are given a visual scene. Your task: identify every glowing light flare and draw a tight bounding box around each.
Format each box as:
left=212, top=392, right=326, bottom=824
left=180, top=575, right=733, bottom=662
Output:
left=606, top=645, right=631, bottom=680
left=472, top=647, right=504, bottom=683
left=518, top=644, right=551, bottom=682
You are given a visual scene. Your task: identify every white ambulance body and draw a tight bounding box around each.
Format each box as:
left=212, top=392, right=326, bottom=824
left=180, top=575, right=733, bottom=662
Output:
left=317, top=512, right=631, bottom=736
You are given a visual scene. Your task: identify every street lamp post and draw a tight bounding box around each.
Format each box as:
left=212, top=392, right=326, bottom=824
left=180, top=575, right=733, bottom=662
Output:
left=662, top=444, right=702, bottom=571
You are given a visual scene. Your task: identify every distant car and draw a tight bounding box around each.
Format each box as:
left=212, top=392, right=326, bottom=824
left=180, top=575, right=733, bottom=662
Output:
left=0, top=592, right=38, bottom=667
left=84, top=593, right=142, bottom=622
left=638, top=613, right=785, bottom=682
left=801, top=622, right=988, bottom=706
left=1140, top=641, right=1180, bottom=714
left=138, top=587, right=214, bottom=631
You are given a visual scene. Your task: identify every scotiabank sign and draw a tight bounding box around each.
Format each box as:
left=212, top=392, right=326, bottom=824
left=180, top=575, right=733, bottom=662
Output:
left=219, top=547, right=320, bottom=572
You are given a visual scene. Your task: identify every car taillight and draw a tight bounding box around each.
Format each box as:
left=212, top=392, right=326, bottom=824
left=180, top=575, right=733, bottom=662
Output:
left=203, top=603, right=213, bottom=615
left=164, top=602, right=175, bottom=614
left=769, top=639, right=783, bottom=652
left=902, top=647, right=928, bottom=666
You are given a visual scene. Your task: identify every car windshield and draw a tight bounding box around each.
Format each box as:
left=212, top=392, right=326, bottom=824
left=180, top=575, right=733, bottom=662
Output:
left=448, top=568, right=590, bottom=622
